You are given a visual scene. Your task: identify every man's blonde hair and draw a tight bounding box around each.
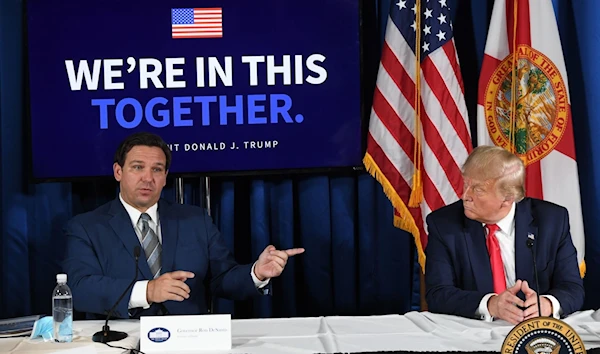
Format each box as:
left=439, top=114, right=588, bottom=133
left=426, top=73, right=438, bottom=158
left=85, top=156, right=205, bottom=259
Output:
left=462, top=145, right=525, bottom=202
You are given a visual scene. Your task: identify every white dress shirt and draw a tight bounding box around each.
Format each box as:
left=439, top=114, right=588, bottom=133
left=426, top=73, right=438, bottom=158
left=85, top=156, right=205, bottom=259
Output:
left=119, top=195, right=269, bottom=311
left=476, top=202, right=561, bottom=321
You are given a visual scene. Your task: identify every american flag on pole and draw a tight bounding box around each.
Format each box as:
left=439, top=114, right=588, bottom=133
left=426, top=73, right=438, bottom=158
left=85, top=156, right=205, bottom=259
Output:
left=477, top=0, right=585, bottom=276
left=171, top=8, right=223, bottom=39
left=363, top=0, right=472, bottom=271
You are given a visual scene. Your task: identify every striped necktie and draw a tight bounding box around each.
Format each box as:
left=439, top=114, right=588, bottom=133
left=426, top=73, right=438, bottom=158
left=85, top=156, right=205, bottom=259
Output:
left=138, top=213, right=162, bottom=279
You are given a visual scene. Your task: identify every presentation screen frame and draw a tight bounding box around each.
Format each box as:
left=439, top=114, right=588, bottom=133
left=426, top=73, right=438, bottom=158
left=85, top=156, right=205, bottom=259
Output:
left=23, top=0, right=378, bottom=182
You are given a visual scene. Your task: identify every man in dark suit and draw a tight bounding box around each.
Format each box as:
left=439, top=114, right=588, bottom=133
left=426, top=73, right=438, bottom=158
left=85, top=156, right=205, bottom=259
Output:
left=63, top=132, right=304, bottom=319
left=425, top=145, right=583, bottom=324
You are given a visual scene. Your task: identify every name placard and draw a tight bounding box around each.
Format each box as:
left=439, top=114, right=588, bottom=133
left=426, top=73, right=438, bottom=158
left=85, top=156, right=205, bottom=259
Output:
left=140, top=314, right=231, bottom=352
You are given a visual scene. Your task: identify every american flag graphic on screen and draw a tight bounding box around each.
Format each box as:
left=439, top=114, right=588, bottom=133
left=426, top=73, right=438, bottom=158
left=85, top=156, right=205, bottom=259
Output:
left=171, top=8, right=223, bottom=39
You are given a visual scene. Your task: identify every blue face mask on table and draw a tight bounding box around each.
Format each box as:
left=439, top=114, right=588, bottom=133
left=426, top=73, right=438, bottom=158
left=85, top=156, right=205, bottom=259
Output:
left=30, top=316, right=54, bottom=342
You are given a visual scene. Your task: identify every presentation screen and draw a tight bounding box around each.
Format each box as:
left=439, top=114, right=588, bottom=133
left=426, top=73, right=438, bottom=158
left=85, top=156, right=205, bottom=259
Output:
left=25, top=0, right=364, bottom=179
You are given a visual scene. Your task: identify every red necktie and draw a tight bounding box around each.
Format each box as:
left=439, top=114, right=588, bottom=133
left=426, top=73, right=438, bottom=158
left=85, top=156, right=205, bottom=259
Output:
left=485, top=224, right=506, bottom=294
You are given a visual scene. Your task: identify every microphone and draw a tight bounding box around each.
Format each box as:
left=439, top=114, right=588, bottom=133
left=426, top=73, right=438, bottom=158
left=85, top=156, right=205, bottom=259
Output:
left=526, top=235, right=543, bottom=317
left=92, top=246, right=141, bottom=343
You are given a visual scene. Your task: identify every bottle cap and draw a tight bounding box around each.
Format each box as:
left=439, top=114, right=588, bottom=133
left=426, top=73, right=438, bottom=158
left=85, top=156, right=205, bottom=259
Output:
left=56, top=274, right=67, bottom=283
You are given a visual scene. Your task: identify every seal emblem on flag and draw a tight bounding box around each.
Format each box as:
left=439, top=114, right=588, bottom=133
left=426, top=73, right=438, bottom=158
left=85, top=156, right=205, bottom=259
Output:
left=483, top=45, right=569, bottom=166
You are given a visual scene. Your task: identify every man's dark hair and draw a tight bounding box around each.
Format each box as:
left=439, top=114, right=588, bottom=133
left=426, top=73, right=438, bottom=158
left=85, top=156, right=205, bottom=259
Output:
left=114, top=132, right=172, bottom=170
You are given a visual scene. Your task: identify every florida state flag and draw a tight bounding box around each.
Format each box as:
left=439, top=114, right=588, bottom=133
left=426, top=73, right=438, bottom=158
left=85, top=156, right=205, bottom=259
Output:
left=477, top=0, right=585, bottom=276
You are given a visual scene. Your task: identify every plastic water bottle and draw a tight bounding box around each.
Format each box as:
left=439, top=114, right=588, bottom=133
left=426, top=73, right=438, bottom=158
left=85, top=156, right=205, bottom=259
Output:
left=52, top=274, right=73, bottom=342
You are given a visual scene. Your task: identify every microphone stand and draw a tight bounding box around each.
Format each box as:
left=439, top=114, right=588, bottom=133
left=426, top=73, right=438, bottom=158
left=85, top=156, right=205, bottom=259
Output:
left=526, top=238, right=543, bottom=317
left=92, top=246, right=141, bottom=343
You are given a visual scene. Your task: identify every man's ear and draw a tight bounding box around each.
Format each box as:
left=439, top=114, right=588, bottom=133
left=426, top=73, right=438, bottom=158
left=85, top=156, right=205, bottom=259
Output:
left=501, top=195, right=515, bottom=208
left=113, top=162, right=122, bottom=182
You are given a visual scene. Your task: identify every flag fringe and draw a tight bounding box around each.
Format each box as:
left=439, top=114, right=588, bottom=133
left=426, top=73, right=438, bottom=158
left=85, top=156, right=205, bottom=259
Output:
left=363, top=153, right=426, bottom=273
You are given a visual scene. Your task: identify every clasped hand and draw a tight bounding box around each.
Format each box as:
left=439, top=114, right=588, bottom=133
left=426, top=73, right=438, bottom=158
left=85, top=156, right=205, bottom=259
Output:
left=487, top=280, right=553, bottom=324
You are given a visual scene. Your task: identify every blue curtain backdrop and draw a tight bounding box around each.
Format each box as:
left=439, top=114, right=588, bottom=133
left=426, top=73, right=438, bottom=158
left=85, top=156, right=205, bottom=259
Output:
left=2, top=0, right=600, bottom=320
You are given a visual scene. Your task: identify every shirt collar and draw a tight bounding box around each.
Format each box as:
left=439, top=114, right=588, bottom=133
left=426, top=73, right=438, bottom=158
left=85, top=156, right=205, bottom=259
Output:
left=119, top=193, right=159, bottom=227
left=491, top=202, right=516, bottom=235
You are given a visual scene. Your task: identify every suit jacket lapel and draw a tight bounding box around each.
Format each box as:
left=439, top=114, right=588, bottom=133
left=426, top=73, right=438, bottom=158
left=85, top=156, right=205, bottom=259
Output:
left=108, top=199, right=154, bottom=280
left=158, top=200, right=178, bottom=274
left=515, top=199, right=536, bottom=292
left=464, top=217, right=494, bottom=293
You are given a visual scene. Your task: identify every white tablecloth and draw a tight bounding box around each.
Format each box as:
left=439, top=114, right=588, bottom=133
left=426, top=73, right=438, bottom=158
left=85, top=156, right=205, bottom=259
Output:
left=3, top=310, right=600, bottom=353
left=0, top=319, right=139, bottom=354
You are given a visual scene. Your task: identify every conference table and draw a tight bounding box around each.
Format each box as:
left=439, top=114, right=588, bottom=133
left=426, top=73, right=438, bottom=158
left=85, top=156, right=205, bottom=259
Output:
left=3, top=310, right=600, bottom=354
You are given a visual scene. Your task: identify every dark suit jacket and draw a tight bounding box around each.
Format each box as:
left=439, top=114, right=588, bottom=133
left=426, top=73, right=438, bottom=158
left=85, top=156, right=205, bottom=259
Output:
left=425, top=198, right=584, bottom=319
left=63, top=198, right=264, bottom=319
